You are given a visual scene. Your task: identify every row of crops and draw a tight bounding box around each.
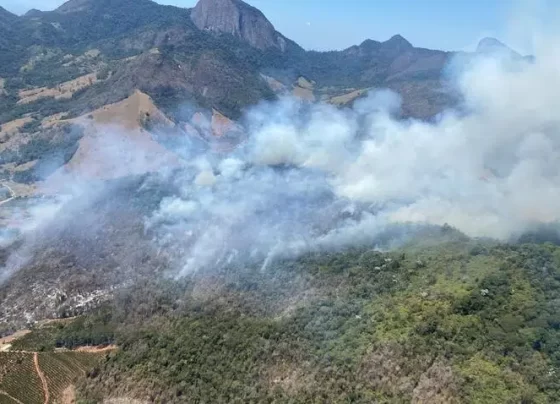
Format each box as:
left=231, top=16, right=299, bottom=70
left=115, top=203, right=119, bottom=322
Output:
left=0, top=351, right=104, bottom=403
left=0, top=353, right=43, bottom=404
left=38, top=352, right=102, bottom=401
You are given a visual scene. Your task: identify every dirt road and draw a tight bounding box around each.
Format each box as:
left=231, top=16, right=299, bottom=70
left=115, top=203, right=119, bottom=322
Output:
left=34, top=353, right=50, bottom=404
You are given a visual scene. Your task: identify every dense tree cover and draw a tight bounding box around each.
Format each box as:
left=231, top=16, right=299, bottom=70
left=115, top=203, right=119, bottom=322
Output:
left=0, top=0, right=454, bottom=128
left=0, top=96, right=71, bottom=125
left=20, top=59, right=84, bottom=89
left=12, top=314, right=115, bottom=352
left=20, top=231, right=558, bottom=403
left=0, top=124, right=83, bottom=183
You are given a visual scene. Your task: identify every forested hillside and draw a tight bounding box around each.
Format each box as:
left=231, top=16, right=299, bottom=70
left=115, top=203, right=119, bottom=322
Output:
left=0, top=0, right=475, bottom=127
left=17, top=231, right=559, bottom=403
left=0, top=1, right=551, bottom=403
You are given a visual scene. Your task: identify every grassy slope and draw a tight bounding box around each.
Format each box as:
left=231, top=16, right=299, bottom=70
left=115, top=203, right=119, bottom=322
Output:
left=58, top=234, right=560, bottom=403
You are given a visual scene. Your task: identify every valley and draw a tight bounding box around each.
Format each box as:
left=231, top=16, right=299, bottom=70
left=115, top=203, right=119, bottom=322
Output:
left=2, top=236, right=559, bottom=403
left=0, top=0, right=557, bottom=402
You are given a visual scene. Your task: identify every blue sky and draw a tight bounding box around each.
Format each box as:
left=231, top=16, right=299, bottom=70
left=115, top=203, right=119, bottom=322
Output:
left=1, top=0, right=554, bottom=53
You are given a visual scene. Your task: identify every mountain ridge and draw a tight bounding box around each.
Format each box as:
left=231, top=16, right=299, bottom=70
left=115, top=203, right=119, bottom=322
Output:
left=0, top=6, right=17, bottom=21
left=0, top=0, right=528, bottom=133
left=0, top=3, right=556, bottom=403
left=476, top=36, right=522, bottom=58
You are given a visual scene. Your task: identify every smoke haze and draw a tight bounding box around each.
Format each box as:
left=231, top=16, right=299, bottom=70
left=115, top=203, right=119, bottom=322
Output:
left=2, top=37, right=560, bottom=283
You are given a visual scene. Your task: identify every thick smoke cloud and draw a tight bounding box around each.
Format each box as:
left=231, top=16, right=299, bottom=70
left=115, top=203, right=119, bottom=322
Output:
left=0, top=196, right=67, bottom=284
left=2, top=39, right=560, bottom=284
left=147, top=44, right=560, bottom=275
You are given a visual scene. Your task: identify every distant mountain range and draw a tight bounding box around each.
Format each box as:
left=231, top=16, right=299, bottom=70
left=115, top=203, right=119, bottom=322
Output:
left=0, top=0, right=527, bottom=120
left=0, top=6, right=554, bottom=404
left=0, top=0, right=529, bottom=159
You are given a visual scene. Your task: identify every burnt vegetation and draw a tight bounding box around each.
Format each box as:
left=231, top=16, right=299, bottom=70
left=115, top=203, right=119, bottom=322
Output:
left=13, top=233, right=558, bottom=403
left=0, top=1, right=548, bottom=403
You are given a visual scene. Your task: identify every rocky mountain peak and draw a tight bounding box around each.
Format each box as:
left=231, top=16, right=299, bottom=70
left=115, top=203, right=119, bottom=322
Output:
left=191, top=0, right=286, bottom=51
left=379, top=34, right=414, bottom=58
left=476, top=37, right=506, bottom=52
left=385, top=34, right=413, bottom=49
left=476, top=37, right=521, bottom=58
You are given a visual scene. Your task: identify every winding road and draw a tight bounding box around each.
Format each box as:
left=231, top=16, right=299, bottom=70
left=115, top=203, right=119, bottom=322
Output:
left=33, top=353, right=49, bottom=404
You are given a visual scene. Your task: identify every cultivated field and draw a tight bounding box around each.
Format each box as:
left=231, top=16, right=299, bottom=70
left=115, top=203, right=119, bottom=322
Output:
left=0, top=344, right=109, bottom=403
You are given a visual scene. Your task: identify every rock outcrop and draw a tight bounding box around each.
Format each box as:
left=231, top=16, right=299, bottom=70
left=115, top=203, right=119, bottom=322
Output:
left=191, top=0, right=286, bottom=51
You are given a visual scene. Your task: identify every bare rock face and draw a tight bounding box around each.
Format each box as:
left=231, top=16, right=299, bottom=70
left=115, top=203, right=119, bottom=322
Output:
left=191, top=0, right=286, bottom=51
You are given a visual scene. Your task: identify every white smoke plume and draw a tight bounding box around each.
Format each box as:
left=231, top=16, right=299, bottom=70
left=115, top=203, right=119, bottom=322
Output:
left=146, top=41, right=560, bottom=275
left=0, top=196, right=67, bottom=284
left=3, top=34, right=560, bottom=284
